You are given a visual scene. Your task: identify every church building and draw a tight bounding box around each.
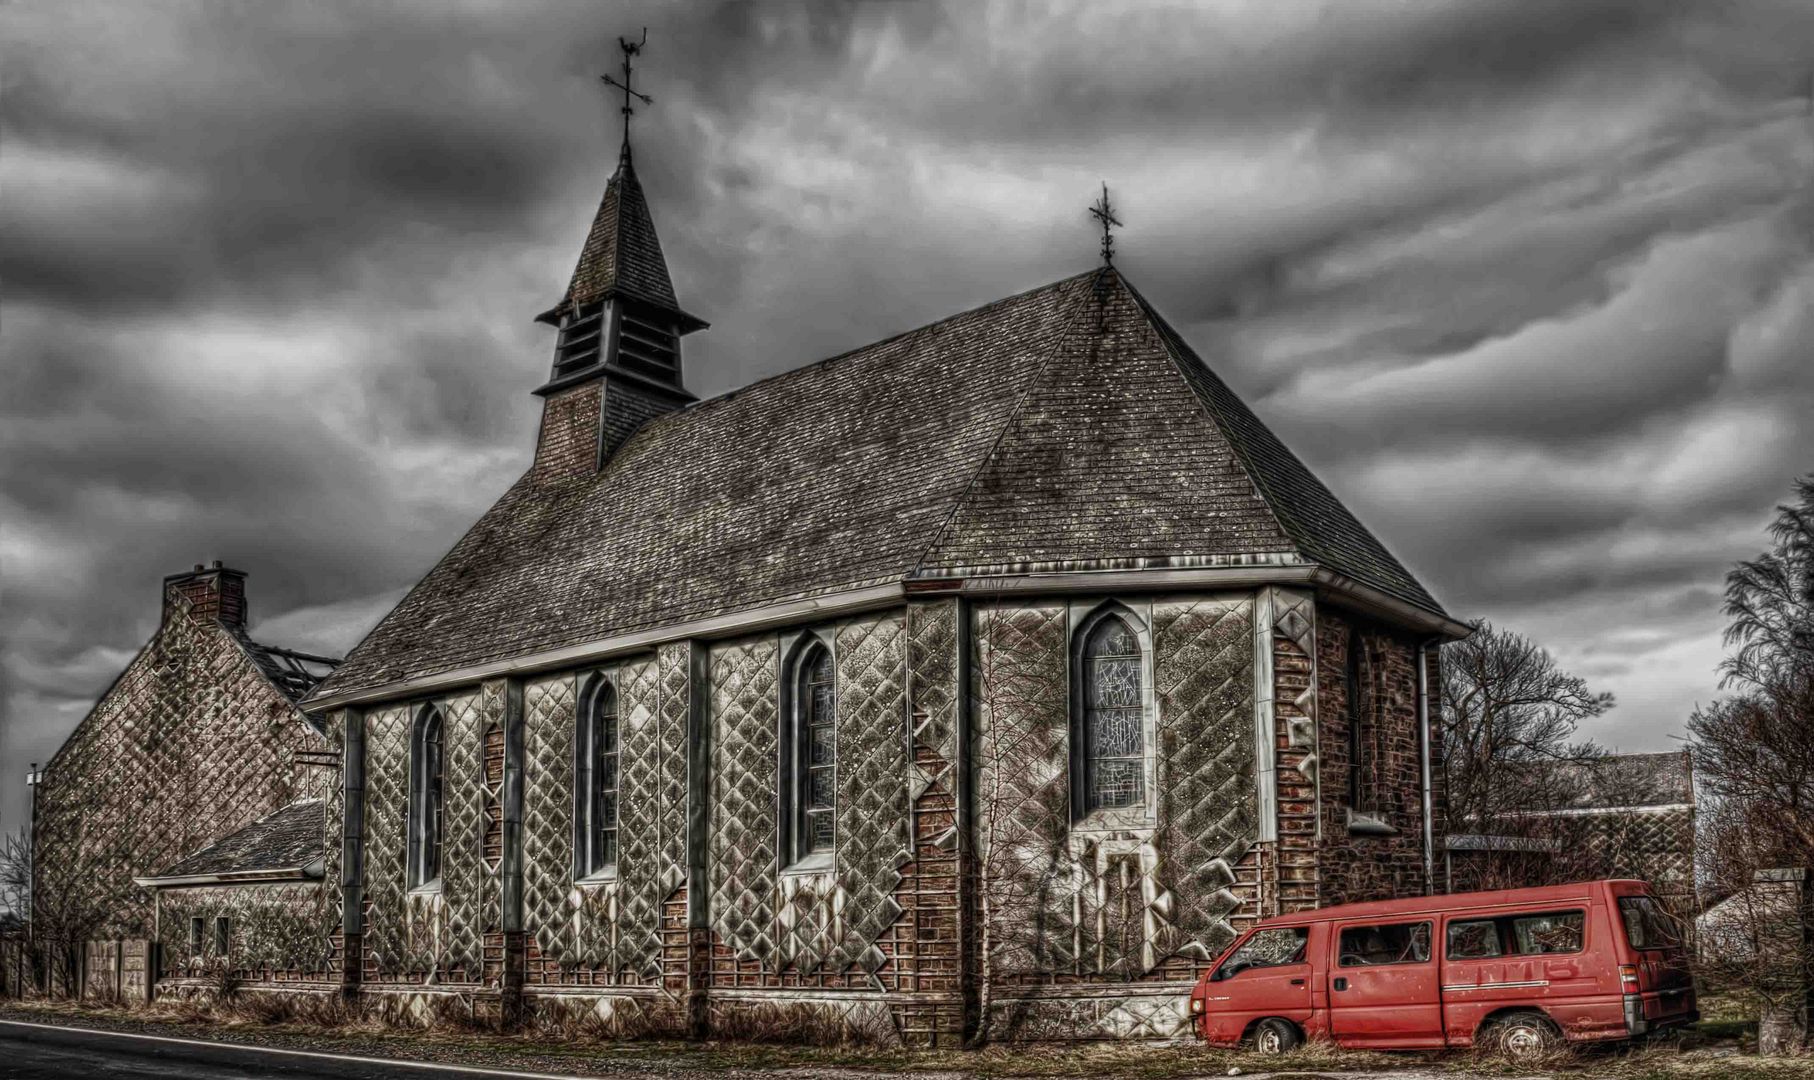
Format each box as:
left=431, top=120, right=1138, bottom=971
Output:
left=35, top=53, right=1465, bottom=1043
left=290, top=92, right=1467, bottom=1041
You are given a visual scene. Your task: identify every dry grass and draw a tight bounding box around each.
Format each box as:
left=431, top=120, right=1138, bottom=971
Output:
left=8, top=996, right=1814, bottom=1079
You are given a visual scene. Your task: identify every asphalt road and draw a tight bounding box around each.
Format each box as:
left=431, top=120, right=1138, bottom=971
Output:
left=0, top=1019, right=605, bottom=1080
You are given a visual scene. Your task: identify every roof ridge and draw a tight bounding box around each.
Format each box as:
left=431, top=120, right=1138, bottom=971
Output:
left=644, top=268, right=1105, bottom=427
left=910, top=269, right=1107, bottom=576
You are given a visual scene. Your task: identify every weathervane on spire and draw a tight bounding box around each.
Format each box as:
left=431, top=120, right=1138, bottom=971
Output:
left=601, top=28, right=652, bottom=162
left=1088, top=182, right=1122, bottom=266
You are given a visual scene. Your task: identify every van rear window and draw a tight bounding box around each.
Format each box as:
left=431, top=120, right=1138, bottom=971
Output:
left=1445, top=909, right=1585, bottom=959
left=1619, top=896, right=1681, bottom=950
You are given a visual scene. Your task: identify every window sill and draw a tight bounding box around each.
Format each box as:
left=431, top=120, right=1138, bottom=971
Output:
left=408, top=878, right=443, bottom=896
left=780, top=852, right=835, bottom=877
left=1071, top=808, right=1157, bottom=834
left=1346, top=809, right=1398, bottom=837
left=575, top=869, right=618, bottom=887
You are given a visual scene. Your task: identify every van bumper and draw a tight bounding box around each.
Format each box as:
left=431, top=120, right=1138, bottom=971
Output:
left=1625, top=993, right=1700, bottom=1037
left=1623, top=994, right=1648, bottom=1036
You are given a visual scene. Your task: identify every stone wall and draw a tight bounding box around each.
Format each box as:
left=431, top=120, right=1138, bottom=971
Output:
left=970, top=595, right=1259, bottom=1039
left=33, top=587, right=326, bottom=945
left=155, top=882, right=331, bottom=982
left=327, top=591, right=1444, bottom=1041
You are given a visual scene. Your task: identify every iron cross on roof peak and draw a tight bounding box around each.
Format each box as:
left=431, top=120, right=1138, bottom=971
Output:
left=601, top=28, right=652, bottom=163
left=1088, top=182, right=1122, bottom=266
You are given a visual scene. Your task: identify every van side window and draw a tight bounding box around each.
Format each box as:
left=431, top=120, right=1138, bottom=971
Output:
left=1445, top=909, right=1586, bottom=960
left=1213, top=927, right=1308, bottom=980
left=1447, top=919, right=1501, bottom=959
left=1509, top=910, right=1584, bottom=955
left=1339, top=921, right=1431, bottom=966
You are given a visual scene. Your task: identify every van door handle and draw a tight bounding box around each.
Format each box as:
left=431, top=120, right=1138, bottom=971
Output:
left=1290, top=978, right=1305, bottom=986
left=1333, top=977, right=1348, bottom=991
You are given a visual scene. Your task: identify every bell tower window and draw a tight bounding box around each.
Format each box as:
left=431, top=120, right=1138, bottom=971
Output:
left=553, top=300, right=610, bottom=379
left=615, top=303, right=680, bottom=383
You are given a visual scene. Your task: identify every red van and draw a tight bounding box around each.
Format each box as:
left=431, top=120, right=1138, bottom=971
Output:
left=1188, top=880, right=1696, bottom=1059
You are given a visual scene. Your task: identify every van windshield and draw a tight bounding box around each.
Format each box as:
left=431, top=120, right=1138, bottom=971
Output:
left=1619, top=895, right=1682, bottom=950
left=1213, top=927, right=1307, bottom=980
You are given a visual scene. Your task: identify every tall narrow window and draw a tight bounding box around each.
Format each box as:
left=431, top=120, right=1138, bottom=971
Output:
left=575, top=676, right=619, bottom=878
left=409, top=705, right=445, bottom=889
left=1347, top=631, right=1376, bottom=812
left=784, top=640, right=836, bottom=865
left=213, top=916, right=231, bottom=955
left=1079, top=612, right=1147, bottom=813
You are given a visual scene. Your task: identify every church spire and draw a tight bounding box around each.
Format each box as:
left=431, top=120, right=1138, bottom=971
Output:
left=532, top=30, right=708, bottom=481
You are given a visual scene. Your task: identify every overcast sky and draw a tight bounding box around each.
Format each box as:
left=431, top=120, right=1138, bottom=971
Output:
left=3, top=0, right=1812, bottom=834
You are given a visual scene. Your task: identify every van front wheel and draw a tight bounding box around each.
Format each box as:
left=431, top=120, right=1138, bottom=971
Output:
left=1489, top=1011, right=1562, bottom=1061
left=1251, top=1017, right=1303, bottom=1054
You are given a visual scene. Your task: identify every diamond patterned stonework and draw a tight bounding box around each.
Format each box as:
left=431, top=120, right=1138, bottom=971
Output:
left=616, top=655, right=666, bottom=978
left=656, top=644, right=691, bottom=898
left=362, top=705, right=410, bottom=975
left=522, top=675, right=578, bottom=964
left=830, top=613, right=911, bottom=975
left=906, top=600, right=961, bottom=773
left=972, top=603, right=1073, bottom=977
left=707, top=637, right=779, bottom=964
left=1152, top=597, right=1256, bottom=964
left=439, top=691, right=485, bottom=976
left=30, top=584, right=330, bottom=947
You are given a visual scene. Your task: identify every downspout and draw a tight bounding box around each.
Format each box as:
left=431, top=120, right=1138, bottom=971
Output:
left=1416, top=637, right=1441, bottom=895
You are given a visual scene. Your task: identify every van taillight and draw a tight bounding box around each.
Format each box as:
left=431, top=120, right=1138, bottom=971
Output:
left=1620, top=964, right=1640, bottom=989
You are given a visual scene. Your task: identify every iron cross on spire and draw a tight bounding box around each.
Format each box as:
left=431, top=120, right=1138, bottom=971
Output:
left=601, top=28, right=652, bottom=161
left=1088, top=182, right=1122, bottom=266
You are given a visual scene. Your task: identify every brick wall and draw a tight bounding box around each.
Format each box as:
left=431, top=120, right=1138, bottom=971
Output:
left=532, top=380, right=601, bottom=484
left=1313, top=606, right=1439, bottom=906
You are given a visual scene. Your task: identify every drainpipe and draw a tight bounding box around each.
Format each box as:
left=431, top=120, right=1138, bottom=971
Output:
left=1416, top=639, right=1440, bottom=895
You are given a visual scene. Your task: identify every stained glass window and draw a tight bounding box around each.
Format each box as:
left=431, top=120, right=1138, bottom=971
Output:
left=798, top=644, right=836, bottom=857
left=578, top=679, right=619, bottom=876
left=1084, top=614, right=1146, bottom=811
left=410, top=706, right=444, bottom=888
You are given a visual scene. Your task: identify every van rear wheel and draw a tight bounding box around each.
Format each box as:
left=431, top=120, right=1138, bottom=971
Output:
left=1489, top=1011, right=1562, bottom=1061
left=1251, top=1017, right=1303, bottom=1054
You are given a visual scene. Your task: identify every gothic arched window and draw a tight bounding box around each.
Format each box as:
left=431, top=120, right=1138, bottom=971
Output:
left=1075, top=609, right=1149, bottom=815
left=575, top=675, right=619, bottom=878
left=408, top=705, right=445, bottom=889
left=783, top=639, right=836, bottom=865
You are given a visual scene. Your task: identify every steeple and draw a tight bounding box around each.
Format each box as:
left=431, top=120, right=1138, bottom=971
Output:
left=532, top=31, right=707, bottom=482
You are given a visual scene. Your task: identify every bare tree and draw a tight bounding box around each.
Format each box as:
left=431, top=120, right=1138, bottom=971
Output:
left=1441, top=620, right=1611, bottom=837
left=1689, top=476, right=1814, bottom=1053
left=0, top=831, right=28, bottom=931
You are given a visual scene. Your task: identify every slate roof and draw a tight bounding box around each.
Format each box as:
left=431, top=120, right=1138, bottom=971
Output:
left=549, top=147, right=690, bottom=323
left=312, top=268, right=1449, bottom=702
left=151, top=799, right=324, bottom=880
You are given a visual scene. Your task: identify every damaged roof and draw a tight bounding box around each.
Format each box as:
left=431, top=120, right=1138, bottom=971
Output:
left=235, top=633, right=340, bottom=704
left=312, top=268, right=1449, bottom=702
left=147, top=799, right=324, bottom=882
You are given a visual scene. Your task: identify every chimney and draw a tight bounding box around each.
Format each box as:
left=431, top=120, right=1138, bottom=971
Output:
left=164, top=560, right=248, bottom=629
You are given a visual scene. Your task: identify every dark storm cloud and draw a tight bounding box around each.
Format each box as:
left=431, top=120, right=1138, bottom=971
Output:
left=4, top=0, right=1814, bottom=833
